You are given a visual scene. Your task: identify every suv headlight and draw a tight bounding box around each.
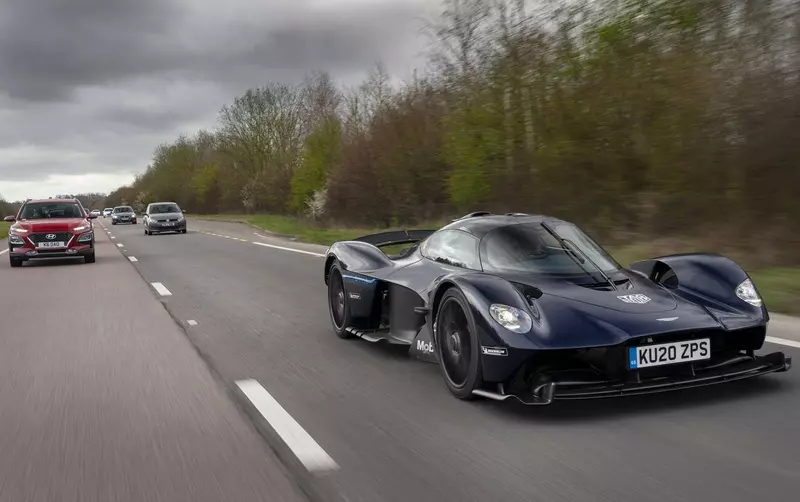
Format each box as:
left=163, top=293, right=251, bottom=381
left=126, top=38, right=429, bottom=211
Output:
left=735, top=278, right=762, bottom=307
left=489, top=304, right=532, bottom=333
left=77, top=232, right=94, bottom=242
left=9, top=235, right=25, bottom=245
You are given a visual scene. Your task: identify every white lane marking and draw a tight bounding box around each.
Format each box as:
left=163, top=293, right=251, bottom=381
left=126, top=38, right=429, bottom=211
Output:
left=252, top=241, right=325, bottom=257
left=187, top=320, right=198, bottom=326
left=111, top=236, right=116, bottom=239
left=766, top=336, right=800, bottom=349
left=151, top=282, right=173, bottom=296
left=128, top=256, right=138, bottom=262
left=0, top=248, right=7, bottom=256
left=116, top=243, right=124, bottom=248
left=235, top=379, right=339, bottom=473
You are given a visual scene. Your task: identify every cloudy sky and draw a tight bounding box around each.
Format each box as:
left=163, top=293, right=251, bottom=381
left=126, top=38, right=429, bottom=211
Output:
left=0, top=0, right=437, bottom=202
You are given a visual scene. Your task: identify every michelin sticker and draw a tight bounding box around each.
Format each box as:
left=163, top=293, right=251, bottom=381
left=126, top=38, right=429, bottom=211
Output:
left=481, top=346, right=508, bottom=356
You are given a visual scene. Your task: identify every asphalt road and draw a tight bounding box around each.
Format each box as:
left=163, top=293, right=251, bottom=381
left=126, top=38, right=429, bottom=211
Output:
left=0, top=226, right=305, bottom=502
left=85, top=217, right=799, bottom=502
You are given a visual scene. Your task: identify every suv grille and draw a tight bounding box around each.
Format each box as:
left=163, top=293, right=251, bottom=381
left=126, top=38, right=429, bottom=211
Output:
left=28, top=232, right=73, bottom=245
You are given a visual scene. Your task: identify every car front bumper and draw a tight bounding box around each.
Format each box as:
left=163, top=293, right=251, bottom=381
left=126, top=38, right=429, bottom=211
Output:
left=8, top=243, right=94, bottom=260
left=147, top=222, right=186, bottom=232
left=474, top=350, right=792, bottom=405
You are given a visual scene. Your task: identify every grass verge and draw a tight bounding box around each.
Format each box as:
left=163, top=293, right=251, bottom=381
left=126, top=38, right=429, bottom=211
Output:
left=193, top=214, right=800, bottom=316
left=0, top=221, right=9, bottom=239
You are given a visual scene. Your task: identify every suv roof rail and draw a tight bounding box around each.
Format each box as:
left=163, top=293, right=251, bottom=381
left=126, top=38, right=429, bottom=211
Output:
left=505, top=212, right=529, bottom=217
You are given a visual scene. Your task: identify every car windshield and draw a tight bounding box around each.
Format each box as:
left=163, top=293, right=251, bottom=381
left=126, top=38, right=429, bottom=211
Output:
left=149, top=204, right=180, bottom=214
left=18, top=202, right=84, bottom=220
left=114, top=207, right=133, bottom=213
left=480, top=222, right=622, bottom=275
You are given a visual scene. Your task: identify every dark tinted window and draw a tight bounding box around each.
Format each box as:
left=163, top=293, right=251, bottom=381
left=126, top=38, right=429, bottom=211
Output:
left=19, top=202, right=83, bottom=220
left=114, top=206, right=133, bottom=213
left=480, top=222, right=621, bottom=275
left=420, top=230, right=481, bottom=270
left=148, top=204, right=180, bottom=214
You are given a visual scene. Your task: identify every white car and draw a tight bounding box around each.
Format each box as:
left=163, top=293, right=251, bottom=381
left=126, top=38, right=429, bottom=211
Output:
left=102, top=208, right=113, bottom=218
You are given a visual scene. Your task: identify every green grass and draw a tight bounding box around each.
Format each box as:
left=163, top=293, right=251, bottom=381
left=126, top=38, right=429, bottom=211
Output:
left=193, top=214, right=800, bottom=316
left=0, top=221, right=9, bottom=239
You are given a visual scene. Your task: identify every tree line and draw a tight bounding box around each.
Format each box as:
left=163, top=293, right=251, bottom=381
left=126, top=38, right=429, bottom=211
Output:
left=104, top=0, right=800, bottom=265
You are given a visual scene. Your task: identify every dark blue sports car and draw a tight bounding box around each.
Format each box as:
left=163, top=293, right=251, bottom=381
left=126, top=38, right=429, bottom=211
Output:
left=323, top=212, right=791, bottom=405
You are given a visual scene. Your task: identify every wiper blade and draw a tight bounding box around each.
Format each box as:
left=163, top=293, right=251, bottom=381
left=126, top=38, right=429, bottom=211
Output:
left=540, top=221, right=618, bottom=291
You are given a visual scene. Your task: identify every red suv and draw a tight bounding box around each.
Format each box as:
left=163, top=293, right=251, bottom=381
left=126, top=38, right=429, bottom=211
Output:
left=4, top=198, right=98, bottom=267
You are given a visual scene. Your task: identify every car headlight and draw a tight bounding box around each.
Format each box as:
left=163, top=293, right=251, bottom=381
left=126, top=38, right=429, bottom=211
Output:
left=77, top=232, right=94, bottom=242
left=177, top=216, right=185, bottom=222
left=9, top=226, right=28, bottom=234
left=489, top=304, right=532, bottom=333
left=735, top=278, right=762, bottom=307
left=73, top=225, right=88, bottom=232
left=9, top=235, right=25, bottom=245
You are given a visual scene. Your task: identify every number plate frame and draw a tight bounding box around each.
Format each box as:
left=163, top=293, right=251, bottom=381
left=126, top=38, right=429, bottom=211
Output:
left=628, top=338, right=711, bottom=369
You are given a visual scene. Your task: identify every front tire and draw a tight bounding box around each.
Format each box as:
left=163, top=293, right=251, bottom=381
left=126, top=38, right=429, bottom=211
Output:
left=84, top=252, right=96, bottom=264
left=327, top=263, right=354, bottom=339
left=9, top=256, right=22, bottom=268
left=434, top=288, right=484, bottom=400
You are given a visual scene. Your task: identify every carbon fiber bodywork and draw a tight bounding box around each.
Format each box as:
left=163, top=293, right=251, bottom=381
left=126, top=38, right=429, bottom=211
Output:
left=323, top=213, right=791, bottom=404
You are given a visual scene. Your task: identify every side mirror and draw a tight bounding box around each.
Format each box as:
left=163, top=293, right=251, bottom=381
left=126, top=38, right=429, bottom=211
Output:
left=87, top=214, right=98, bottom=219
left=3, top=215, right=15, bottom=222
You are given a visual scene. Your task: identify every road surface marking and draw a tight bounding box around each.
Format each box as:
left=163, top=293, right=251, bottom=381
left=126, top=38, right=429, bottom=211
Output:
left=117, top=243, right=124, bottom=248
left=151, top=282, right=173, bottom=296
left=235, top=379, right=339, bottom=474
left=0, top=249, right=7, bottom=256
left=111, top=236, right=116, bottom=239
left=766, top=336, right=800, bottom=349
left=128, top=256, right=138, bottom=262
left=252, top=241, right=325, bottom=257
left=187, top=320, right=198, bottom=326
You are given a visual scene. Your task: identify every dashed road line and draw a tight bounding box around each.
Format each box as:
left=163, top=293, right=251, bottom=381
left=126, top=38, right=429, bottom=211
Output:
left=116, top=243, right=124, bottom=248
left=187, top=320, right=198, bottom=326
left=0, top=249, right=7, bottom=256
left=150, top=282, right=173, bottom=296
left=766, top=336, right=800, bottom=349
left=252, top=241, right=325, bottom=257
left=128, top=256, right=138, bottom=262
left=236, top=379, right=339, bottom=474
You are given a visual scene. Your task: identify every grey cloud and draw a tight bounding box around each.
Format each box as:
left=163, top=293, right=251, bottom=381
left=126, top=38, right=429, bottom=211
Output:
left=0, top=0, right=183, bottom=101
left=0, top=0, right=434, bottom=198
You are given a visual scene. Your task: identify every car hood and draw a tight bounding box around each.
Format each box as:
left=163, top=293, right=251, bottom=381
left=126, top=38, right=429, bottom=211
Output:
left=12, top=218, right=88, bottom=233
left=499, top=270, right=745, bottom=349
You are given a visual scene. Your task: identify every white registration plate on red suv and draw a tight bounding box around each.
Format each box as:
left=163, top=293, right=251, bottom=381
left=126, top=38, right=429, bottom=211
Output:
left=37, top=241, right=66, bottom=248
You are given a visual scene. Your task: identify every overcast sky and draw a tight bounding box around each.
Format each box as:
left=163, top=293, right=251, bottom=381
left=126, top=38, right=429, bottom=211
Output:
left=0, top=0, right=437, bottom=202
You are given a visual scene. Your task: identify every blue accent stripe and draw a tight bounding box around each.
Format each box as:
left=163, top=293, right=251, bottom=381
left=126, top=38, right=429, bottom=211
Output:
left=628, top=347, right=638, bottom=369
left=342, top=274, right=376, bottom=284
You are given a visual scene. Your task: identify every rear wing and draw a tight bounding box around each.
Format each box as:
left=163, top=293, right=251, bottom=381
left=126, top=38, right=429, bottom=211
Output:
left=352, top=229, right=436, bottom=248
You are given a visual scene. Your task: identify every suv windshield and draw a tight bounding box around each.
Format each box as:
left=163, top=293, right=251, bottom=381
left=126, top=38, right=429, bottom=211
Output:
left=114, top=207, right=133, bottom=213
left=480, top=222, right=621, bottom=275
left=18, top=202, right=84, bottom=220
left=149, top=204, right=180, bottom=214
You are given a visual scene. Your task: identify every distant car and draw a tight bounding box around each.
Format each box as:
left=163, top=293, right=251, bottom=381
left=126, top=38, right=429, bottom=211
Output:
left=4, top=198, right=98, bottom=267
left=103, top=208, right=113, bottom=218
left=111, top=206, right=137, bottom=225
left=90, top=209, right=101, bottom=217
left=323, top=211, right=791, bottom=405
left=143, top=202, right=186, bottom=235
